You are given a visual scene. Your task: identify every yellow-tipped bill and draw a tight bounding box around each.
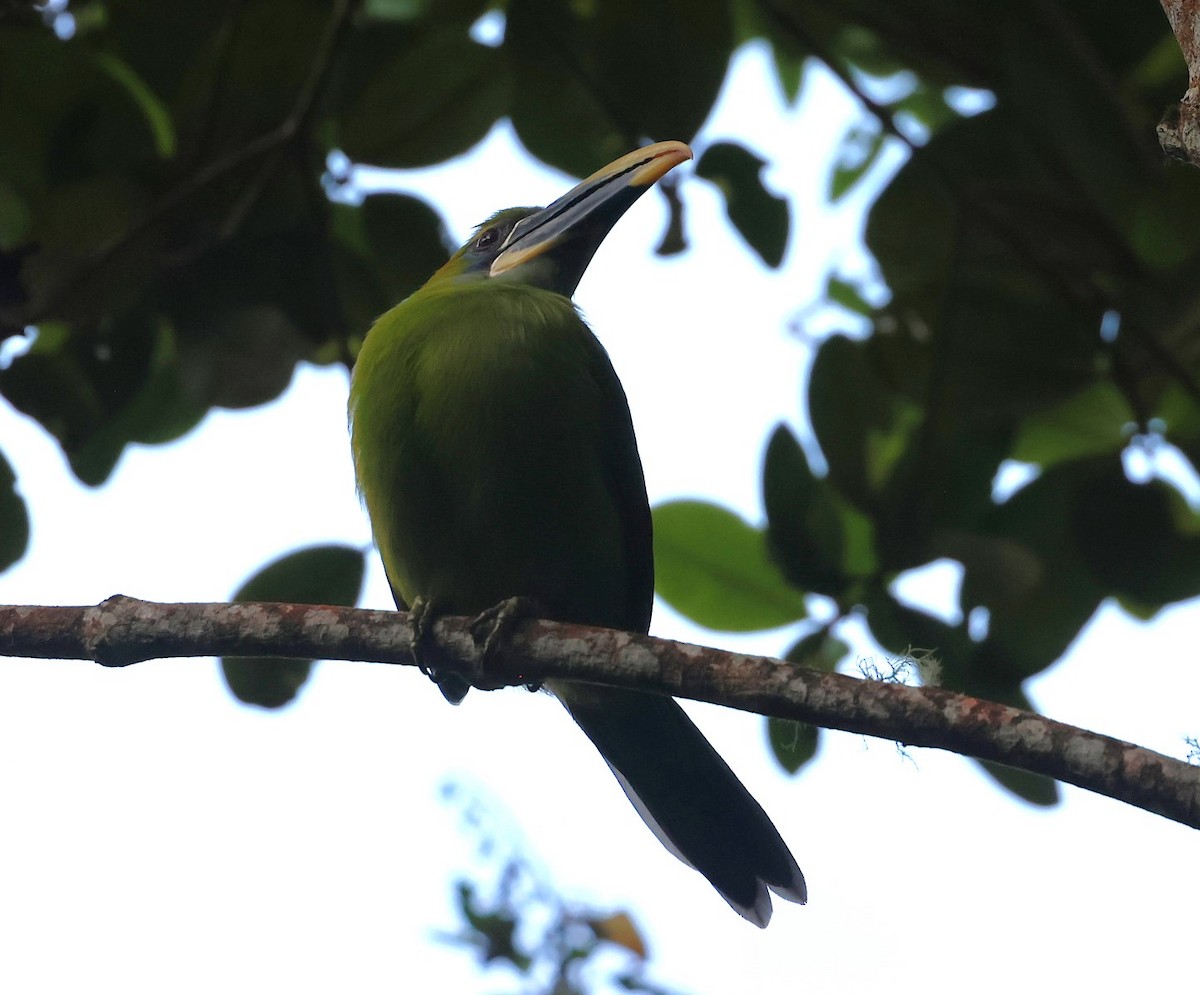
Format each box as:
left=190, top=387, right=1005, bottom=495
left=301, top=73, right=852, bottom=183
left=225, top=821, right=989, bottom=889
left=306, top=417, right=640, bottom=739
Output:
left=489, top=141, right=692, bottom=284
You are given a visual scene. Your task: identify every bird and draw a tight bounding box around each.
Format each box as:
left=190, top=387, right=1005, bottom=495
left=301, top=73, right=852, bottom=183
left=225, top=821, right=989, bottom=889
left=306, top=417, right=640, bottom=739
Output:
left=348, top=141, right=806, bottom=926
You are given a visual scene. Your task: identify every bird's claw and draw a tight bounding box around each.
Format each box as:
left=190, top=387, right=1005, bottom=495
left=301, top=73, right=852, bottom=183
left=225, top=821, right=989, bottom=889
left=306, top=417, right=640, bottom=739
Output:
left=409, top=596, right=436, bottom=677
left=409, top=596, right=470, bottom=704
left=469, top=596, right=543, bottom=690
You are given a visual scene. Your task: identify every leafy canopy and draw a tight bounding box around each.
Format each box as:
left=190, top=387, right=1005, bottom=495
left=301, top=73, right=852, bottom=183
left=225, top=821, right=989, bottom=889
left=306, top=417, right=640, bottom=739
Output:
left=0, top=1, right=1195, bottom=808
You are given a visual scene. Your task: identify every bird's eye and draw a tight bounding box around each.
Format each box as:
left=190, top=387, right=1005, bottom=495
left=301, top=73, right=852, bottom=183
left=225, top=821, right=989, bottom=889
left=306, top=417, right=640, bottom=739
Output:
left=474, top=227, right=501, bottom=252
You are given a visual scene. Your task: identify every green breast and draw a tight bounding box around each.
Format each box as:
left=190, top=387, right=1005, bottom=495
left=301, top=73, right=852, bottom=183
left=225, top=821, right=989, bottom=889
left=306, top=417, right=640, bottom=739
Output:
left=349, top=280, right=653, bottom=633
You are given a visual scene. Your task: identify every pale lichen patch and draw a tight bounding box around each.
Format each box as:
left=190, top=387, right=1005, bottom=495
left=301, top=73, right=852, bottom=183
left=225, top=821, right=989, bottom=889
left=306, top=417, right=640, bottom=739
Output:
left=1063, top=733, right=1110, bottom=773
left=306, top=607, right=349, bottom=641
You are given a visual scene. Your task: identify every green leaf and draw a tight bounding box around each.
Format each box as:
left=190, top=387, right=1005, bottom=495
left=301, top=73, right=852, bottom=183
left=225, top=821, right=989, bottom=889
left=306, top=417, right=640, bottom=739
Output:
left=364, top=0, right=490, bottom=23
left=173, top=0, right=329, bottom=156
left=1127, top=164, right=1200, bottom=270
left=27, top=174, right=142, bottom=258
left=765, top=630, right=849, bottom=775
left=231, top=544, right=367, bottom=612
left=102, top=2, right=216, bottom=104
left=862, top=147, right=954, bottom=321
left=178, top=305, right=304, bottom=411
left=862, top=586, right=1065, bottom=767
left=0, top=178, right=32, bottom=250
left=993, top=14, right=1168, bottom=248
left=863, top=581, right=1059, bottom=702
left=93, top=51, right=175, bottom=158
left=695, top=140, right=789, bottom=268
left=361, top=192, right=450, bottom=301
left=222, top=544, right=366, bottom=709
left=331, top=194, right=449, bottom=353
left=363, top=0, right=427, bottom=20
left=862, top=587, right=972, bottom=676
left=807, top=334, right=923, bottom=511
left=731, top=0, right=808, bottom=104
left=338, top=27, right=508, bottom=168
left=785, top=628, right=851, bottom=673
left=977, top=759, right=1059, bottom=807
left=808, top=325, right=1009, bottom=574
left=69, top=316, right=207, bottom=482
left=0, top=448, right=29, bottom=574
left=0, top=25, right=90, bottom=182
left=1010, top=382, right=1134, bottom=467
left=828, top=124, right=885, bottom=202
left=763, top=423, right=873, bottom=596
left=13, top=172, right=163, bottom=363
left=1072, top=465, right=1200, bottom=606
left=865, top=112, right=1110, bottom=423
left=767, top=717, right=817, bottom=774
left=1153, top=383, right=1200, bottom=473
left=507, top=0, right=732, bottom=177
left=0, top=311, right=206, bottom=487
left=891, top=83, right=961, bottom=135
left=769, top=33, right=807, bottom=106
left=970, top=686, right=1059, bottom=806
left=159, top=156, right=342, bottom=375
left=223, top=654, right=314, bottom=712
left=330, top=241, right=391, bottom=356
left=825, top=274, right=874, bottom=316
left=963, top=460, right=1110, bottom=678
left=653, top=500, right=807, bottom=633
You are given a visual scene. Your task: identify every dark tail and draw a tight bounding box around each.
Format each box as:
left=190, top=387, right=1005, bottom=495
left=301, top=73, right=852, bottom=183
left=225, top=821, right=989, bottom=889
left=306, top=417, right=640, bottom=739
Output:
left=553, top=682, right=806, bottom=926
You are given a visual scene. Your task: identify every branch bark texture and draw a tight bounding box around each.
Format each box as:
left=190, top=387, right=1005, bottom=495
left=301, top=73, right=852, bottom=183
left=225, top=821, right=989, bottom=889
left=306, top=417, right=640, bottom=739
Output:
left=2, top=596, right=1197, bottom=830
left=1160, top=0, right=1200, bottom=163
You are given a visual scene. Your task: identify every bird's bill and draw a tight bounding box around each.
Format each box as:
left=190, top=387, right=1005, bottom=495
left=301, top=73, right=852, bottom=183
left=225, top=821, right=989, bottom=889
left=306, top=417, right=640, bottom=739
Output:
left=489, top=140, right=693, bottom=281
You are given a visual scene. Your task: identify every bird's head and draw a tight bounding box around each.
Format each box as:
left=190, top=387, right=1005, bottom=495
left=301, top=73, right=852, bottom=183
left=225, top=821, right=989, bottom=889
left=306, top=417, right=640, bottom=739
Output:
left=428, top=140, right=692, bottom=297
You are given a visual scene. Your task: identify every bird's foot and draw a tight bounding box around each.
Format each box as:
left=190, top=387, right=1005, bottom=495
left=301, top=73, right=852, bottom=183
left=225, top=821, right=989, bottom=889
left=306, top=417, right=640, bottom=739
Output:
left=409, top=596, right=470, bottom=705
left=469, top=596, right=544, bottom=692
left=408, top=595, right=437, bottom=676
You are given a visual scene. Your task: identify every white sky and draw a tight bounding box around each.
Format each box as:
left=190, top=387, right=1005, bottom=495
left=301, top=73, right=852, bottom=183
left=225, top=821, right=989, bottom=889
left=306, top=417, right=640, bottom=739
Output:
left=0, top=42, right=1198, bottom=995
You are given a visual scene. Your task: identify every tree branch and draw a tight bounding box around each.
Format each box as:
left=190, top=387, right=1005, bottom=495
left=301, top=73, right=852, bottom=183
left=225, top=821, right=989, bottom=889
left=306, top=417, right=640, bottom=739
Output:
left=2, top=595, right=1197, bottom=830
left=1159, top=0, right=1200, bottom=165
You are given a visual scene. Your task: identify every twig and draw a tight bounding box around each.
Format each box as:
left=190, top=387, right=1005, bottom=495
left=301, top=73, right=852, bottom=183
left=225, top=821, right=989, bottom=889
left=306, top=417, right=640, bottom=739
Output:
left=1, top=595, right=1197, bottom=831
left=185, top=0, right=249, bottom=170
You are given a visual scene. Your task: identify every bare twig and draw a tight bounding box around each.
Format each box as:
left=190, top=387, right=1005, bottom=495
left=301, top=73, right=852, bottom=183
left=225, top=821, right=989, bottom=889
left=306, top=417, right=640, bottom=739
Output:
left=1, top=595, right=1197, bottom=831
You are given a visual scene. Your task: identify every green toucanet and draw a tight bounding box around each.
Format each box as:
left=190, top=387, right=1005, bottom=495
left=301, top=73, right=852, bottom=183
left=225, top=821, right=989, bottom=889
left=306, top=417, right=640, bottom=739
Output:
left=348, top=141, right=806, bottom=925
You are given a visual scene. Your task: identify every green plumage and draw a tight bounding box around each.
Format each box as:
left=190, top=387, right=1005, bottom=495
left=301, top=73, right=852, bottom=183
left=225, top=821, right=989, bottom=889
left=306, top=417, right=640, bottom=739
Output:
left=349, top=146, right=805, bottom=925
left=350, top=278, right=651, bottom=633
